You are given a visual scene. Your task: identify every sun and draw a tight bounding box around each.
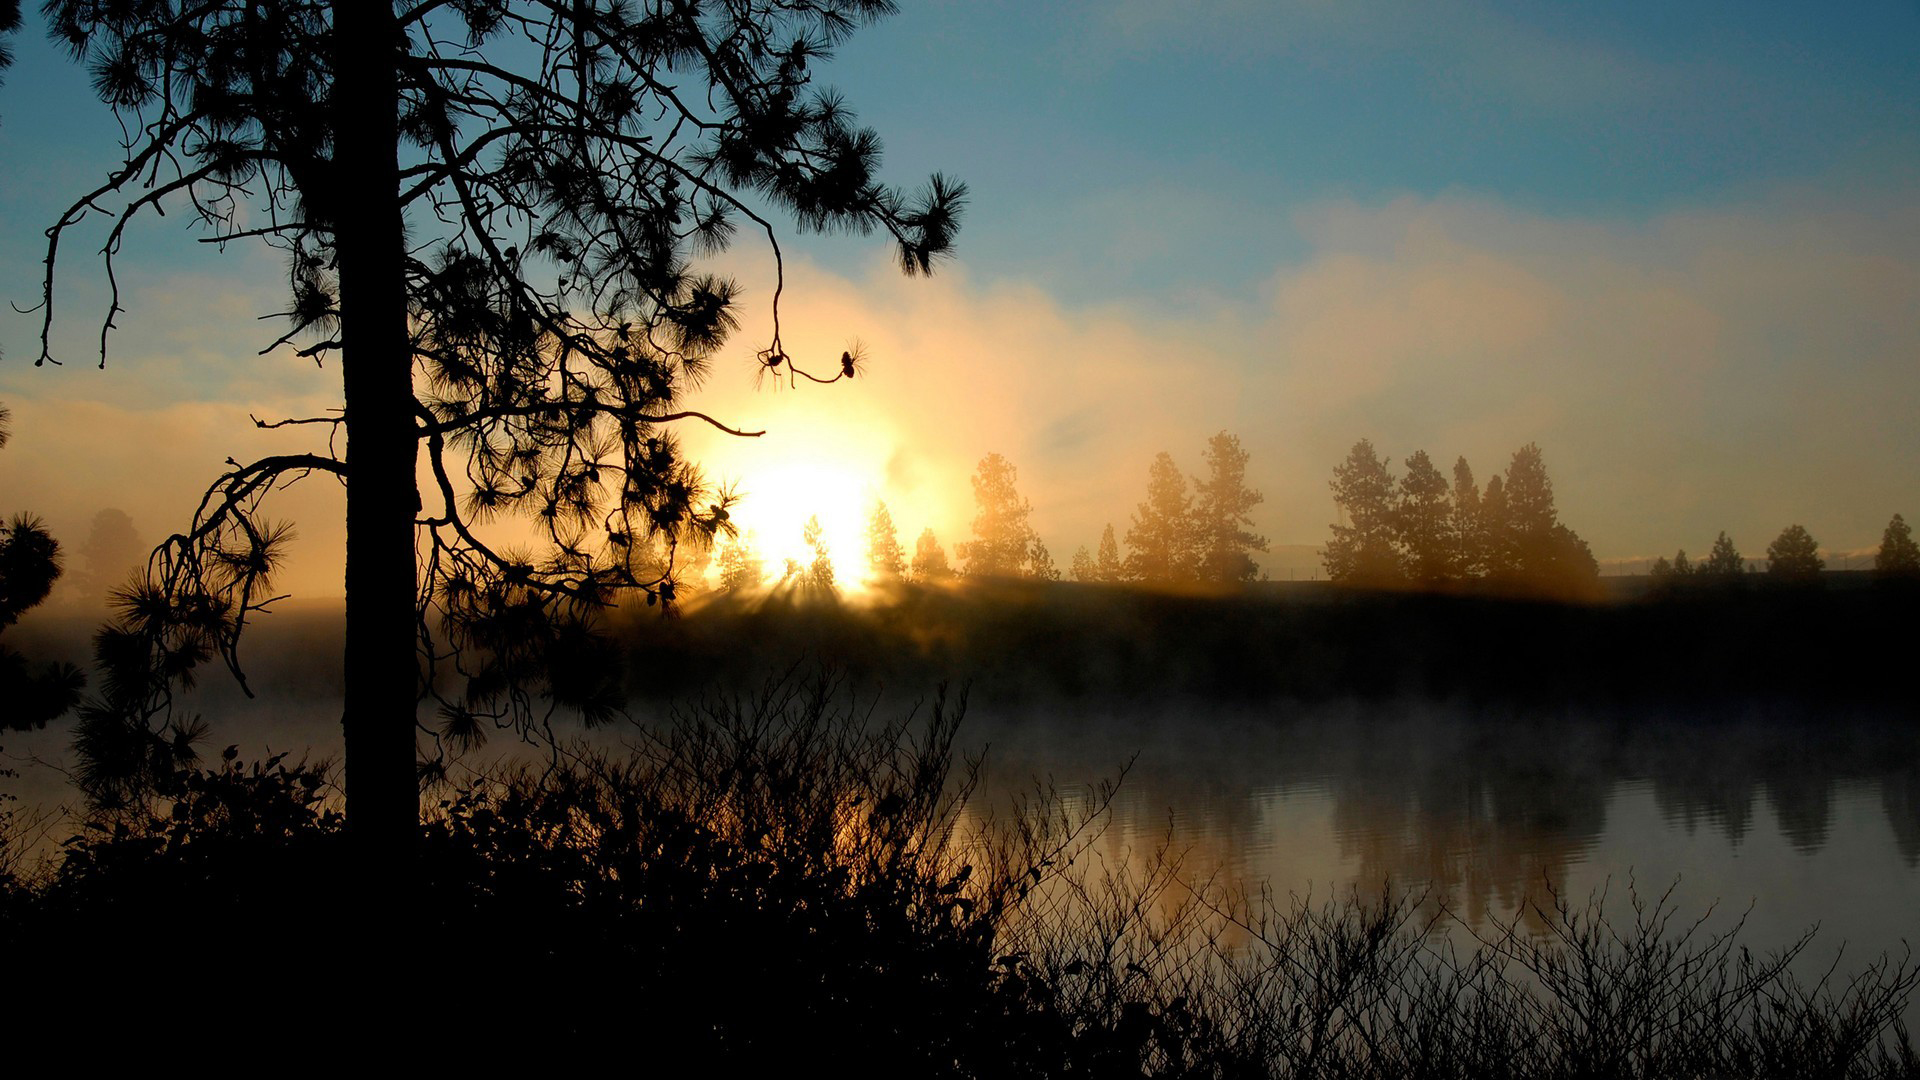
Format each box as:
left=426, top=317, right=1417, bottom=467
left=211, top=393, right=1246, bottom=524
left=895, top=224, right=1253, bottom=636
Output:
left=724, top=458, right=885, bottom=592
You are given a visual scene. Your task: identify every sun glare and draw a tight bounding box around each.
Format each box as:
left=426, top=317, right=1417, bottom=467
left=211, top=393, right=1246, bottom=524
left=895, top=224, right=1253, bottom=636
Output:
left=725, top=459, right=885, bottom=592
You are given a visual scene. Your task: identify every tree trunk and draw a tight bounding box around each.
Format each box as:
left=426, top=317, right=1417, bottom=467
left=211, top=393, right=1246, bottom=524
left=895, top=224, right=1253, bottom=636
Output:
left=332, top=1, right=418, bottom=862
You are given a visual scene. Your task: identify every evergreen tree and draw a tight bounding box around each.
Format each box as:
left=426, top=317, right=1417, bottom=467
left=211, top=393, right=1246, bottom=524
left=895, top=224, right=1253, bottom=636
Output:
left=34, top=0, right=963, bottom=847
left=865, top=502, right=906, bottom=581
left=1125, top=451, right=1198, bottom=584
left=1650, top=556, right=1674, bottom=578
left=1069, top=546, right=1095, bottom=582
left=1450, top=456, right=1481, bottom=578
left=959, top=453, right=1048, bottom=578
left=0, top=405, right=86, bottom=731
left=802, top=515, right=835, bottom=593
left=1673, top=549, right=1693, bottom=576
left=1396, top=450, right=1453, bottom=584
left=1701, top=532, right=1745, bottom=578
left=1027, top=536, right=1061, bottom=582
left=1322, top=439, right=1402, bottom=585
left=716, top=535, right=765, bottom=593
left=1876, top=513, right=1919, bottom=576
left=1094, top=524, right=1124, bottom=583
left=911, top=528, right=953, bottom=581
left=1495, top=443, right=1597, bottom=596
left=1192, top=432, right=1268, bottom=585
left=1765, top=524, right=1823, bottom=579
left=1478, top=474, right=1516, bottom=580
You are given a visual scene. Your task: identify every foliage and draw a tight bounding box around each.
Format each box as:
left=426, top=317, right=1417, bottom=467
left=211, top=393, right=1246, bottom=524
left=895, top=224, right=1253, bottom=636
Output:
left=1702, top=531, right=1747, bottom=578
left=802, top=513, right=836, bottom=593
left=865, top=501, right=906, bottom=580
left=959, top=453, right=1051, bottom=579
left=1396, top=449, right=1453, bottom=584
left=1069, top=545, right=1095, bottom=582
left=1450, top=456, right=1481, bottom=577
left=1876, top=514, right=1918, bottom=577
left=0, top=405, right=86, bottom=731
left=1095, top=523, right=1124, bottom=583
left=911, top=527, right=953, bottom=581
left=1767, top=524, right=1825, bottom=579
left=1192, top=432, right=1268, bottom=585
left=1322, top=439, right=1404, bottom=586
left=1124, top=451, right=1197, bottom=584
left=35, top=0, right=963, bottom=824
left=717, top=534, right=767, bottom=593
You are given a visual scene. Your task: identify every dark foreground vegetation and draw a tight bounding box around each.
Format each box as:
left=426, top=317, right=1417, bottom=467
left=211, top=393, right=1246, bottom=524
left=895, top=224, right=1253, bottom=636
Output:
left=623, top=575, right=1920, bottom=709
left=4, top=681, right=1913, bottom=1075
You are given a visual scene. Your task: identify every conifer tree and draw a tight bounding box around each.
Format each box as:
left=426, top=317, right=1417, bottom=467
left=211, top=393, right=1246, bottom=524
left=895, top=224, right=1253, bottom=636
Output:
left=865, top=502, right=906, bottom=581
left=1126, top=451, right=1198, bottom=583
left=1396, top=450, right=1453, bottom=585
left=803, top=515, right=835, bottom=593
left=1765, top=524, right=1823, bottom=579
left=32, top=0, right=964, bottom=842
left=0, top=404, right=85, bottom=731
left=959, top=453, right=1048, bottom=578
left=1322, top=439, right=1402, bottom=585
left=1192, top=432, right=1267, bottom=585
left=1701, top=532, right=1746, bottom=578
left=716, top=535, right=765, bottom=594
left=1450, top=456, right=1481, bottom=578
left=1069, top=546, right=1095, bottom=582
left=1876, top=513, right=1919, bottom=576
left=1094, top=524, right=1124, bottom=583
left=911, top=528, right=953, bottom=581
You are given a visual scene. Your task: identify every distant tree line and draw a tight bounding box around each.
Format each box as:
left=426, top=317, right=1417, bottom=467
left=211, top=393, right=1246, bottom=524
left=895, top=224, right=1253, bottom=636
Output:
left=1319, top=440, right=1599, bottom=598
left=1649, top=513, right=1920, bottom=582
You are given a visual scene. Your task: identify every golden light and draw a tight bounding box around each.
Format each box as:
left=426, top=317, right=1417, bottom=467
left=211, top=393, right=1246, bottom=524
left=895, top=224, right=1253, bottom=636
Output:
left=725, top=457, right=886, bottom=592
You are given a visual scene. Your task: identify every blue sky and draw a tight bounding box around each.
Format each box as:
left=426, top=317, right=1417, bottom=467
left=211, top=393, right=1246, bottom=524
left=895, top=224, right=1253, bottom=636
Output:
left=3, top=1, right=1918, bottom=593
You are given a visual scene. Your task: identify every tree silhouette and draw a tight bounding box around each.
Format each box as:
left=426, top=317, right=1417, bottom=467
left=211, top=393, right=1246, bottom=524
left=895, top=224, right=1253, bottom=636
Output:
left=1450, top=456, right=1481, bottom=578
left=1069, top=546, right=1095, bottom=582
left=0, top=0, right=18, bottom=87
left=1124, top=451, right=1197, bottom=584
left=910, top=528, right=952, bottom=581
left=959, top=453, right=1049, bottom=579
left=1094, top=523, right=1123, bottom=583
left=1701, top=532, right=1745, bottom=578
left=32, top=2, right=963, bottom=847
left=1765, top=524, right=1823, bottom=579
left=1395, top=450, right=1453, bottom=585
left=1876, top=514, right=1919, bottom=577
left=1192, top=432, right=1267, bottom=585
left=802, top=515, right=835, bottom=594
left=0, top=405, right=85, bottom=731
left=865, top=502, right=906, bottom=581
left=1322, top=439, right=1402, bottom=585
left=1491, top=444, right=1596, bottom=596
left=69, top=509, right=146, bottom=607
left=716, top=534, right=766, bottom=594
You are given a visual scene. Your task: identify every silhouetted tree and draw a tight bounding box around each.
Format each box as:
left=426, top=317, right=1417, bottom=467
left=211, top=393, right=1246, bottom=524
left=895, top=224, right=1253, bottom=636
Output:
left=1701, top=532, right=1745, bottom=578
left=1478, top=474, right=1516, bottom=579
left=959, top=453, right=1049, bottom=579
left=1125, top=451, right=1198, bottom=584
left=1069, top=546, right=1095, bottom=582
left=33, top=1, right=963, bottom=845
left=0, top=0, right=18, bottom=86
left=1192, top=432, right=1267, bottom=585
left=1490, top=444, right=1597, bottom=596
left=1450, top=457, right=1481, bottom=577
left=717, top=535, right=766, bottom=594
left=1094, top=524, right=1123, bottom=584
left=1672, top=549, right=1693, bottom=576
left=1395, top=450, right=1453, bottom=585
left=69, top=509, right=146, bottom=607
left=0, top=405, right=85, bottom=731
left=1650, top=556, right=1673, bottom=578
left=1322, top=440, right=1402, bottom=585
left=1765, top=524, right=1823, bottom=579
left=910, top=528, right=952, bottom=581
left=802, top=515, right=835, bottom=593
left=865, top=502, right=906, bottom=581
left=1876, top=514, right=1919, bottom=577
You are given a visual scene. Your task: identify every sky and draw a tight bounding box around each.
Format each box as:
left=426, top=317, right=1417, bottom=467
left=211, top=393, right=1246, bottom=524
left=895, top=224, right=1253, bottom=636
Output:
left=3, top=0, right=1919, bottom=598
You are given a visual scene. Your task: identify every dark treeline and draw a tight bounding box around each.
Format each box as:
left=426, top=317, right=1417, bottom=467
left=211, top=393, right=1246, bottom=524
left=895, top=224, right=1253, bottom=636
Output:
left=638, top=573, right=1920, bottom=709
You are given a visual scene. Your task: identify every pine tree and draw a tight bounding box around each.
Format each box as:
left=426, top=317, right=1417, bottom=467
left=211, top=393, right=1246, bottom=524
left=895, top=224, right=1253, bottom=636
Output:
left=1876, top=513, right=1919, bottom=576
left=1396, top=450, right=1453, bottom=584
left=1673, top=549, right=1693, bottom=576
left=803, top=515, right=836, bottom=593
left=1095, top=524, right=1124, bottom=583
left=1765, top=524, right=1823, bottom=579
left=716, top=535, right=765, bottom=593
left=1069, top=546, right=1095, bottom=582
left=1322, top=439, right=1402, bottom=585
left=1701, top=532, right=1745, bottom=578
left=1650, top=556, right=1674, bottom=578
left=865, top=502, right=906, bottom=581
left=911, top=528, right=953, bottom=581
left=1, top=404, right=85, bottom=731
left=34, top=0, right=963, bottom=847
left=1125, top=451, right=1198, bottom=584
left=1192, top=432, right=1268, bottom=585
left=959, top=453, right=1048, bottom=578
left=1450, top=456, right=1481, bottom=579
